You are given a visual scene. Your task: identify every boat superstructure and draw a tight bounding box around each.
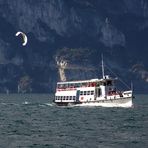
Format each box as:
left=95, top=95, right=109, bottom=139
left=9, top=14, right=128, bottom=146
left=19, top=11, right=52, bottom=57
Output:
left=53, top=57, right=134, bottom=107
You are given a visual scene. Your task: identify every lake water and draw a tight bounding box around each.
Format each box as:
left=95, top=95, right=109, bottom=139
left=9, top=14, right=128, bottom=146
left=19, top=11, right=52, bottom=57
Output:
left=0, top=94, right=147, bottom=148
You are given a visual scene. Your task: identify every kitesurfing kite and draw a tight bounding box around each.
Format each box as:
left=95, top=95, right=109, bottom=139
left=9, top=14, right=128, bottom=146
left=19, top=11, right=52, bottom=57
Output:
left=15, top=31, right=28, bottom=46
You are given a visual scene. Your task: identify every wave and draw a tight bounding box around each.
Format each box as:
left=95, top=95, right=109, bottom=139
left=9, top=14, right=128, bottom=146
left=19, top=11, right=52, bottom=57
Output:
left=22, top=101, right=30, bottom=105
left=44, top=103, right=55, bottom=106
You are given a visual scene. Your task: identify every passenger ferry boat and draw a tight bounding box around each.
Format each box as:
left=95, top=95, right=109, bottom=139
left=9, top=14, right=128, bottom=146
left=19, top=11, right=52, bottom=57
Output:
left=53, top=58, right=134, bottom=107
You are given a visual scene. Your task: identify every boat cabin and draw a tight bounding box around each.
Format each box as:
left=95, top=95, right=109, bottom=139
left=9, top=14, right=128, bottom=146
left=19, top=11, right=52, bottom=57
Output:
left=54, top=75, right=117, bottom=104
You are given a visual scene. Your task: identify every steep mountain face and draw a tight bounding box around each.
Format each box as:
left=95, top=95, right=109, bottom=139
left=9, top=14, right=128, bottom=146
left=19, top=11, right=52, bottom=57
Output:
left=0, top=0, right=148, bottom=93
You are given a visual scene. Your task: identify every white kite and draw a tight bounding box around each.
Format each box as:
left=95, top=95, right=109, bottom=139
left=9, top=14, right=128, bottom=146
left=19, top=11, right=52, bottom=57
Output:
left=15, top=31, right=28, bottom=46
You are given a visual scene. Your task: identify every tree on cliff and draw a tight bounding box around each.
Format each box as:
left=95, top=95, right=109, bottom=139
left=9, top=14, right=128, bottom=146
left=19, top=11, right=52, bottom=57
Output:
left=18, top=75, right=32, bottom=93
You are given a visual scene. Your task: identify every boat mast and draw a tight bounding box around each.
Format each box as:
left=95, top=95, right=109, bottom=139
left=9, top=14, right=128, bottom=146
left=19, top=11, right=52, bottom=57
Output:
left=101, top=54, right=105, bottom=79
left=131, top=81, right=133, bottom=91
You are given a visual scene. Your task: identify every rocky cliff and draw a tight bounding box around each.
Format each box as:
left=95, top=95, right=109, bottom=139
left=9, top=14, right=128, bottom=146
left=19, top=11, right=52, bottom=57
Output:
left=0, top=0, right=148, bottom=93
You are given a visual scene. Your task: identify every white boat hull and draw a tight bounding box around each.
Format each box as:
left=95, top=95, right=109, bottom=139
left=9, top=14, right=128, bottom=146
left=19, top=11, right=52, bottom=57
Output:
left=54, top=97, right=133, bottom=108
left=76, top=97, right=133, bottom=108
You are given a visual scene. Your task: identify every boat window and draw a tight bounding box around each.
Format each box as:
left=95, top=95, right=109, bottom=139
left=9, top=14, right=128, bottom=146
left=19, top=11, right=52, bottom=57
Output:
left=69, top=84, right=74, bottom=88
left=74, top=83, right=78, bottom=87
left=100, top=82, right=106, bottom=86
left=73, top=96, right=76, bottom=100
left=59, top=84, right=64, bottom=88
left=96, top=82, right=100, bottom=87
left=82, top=83, right=87, bottom=87
left=96, top=88, right=101, bottom=97
left=91, top=91, right=94, bottom=95
left=80, top=91, right=83, bottom=95
left=87, top=91, right=90, bottom=95
left=84, top=91, right=87, bottom=95
left=90, top=82, right=95, bottom=87
left=99, top=89, right=101, bottom=96
left=107, top=81, right=112, bottom=86
left=65, top=84, right=68, bottom=88
left=70, top=96, right=72, bottom=100
left=86, top=83, right=89, bottom=87
left=73, top=83, right=75, bottom=87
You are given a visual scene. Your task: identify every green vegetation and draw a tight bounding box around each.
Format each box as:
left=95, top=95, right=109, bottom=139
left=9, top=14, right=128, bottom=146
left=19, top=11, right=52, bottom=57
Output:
left=55, top=47, right=96, bottom=64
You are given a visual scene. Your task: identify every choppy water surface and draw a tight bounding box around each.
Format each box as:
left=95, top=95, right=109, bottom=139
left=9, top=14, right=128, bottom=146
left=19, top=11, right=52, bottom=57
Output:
left=0, top=94, right=147, bottom=148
